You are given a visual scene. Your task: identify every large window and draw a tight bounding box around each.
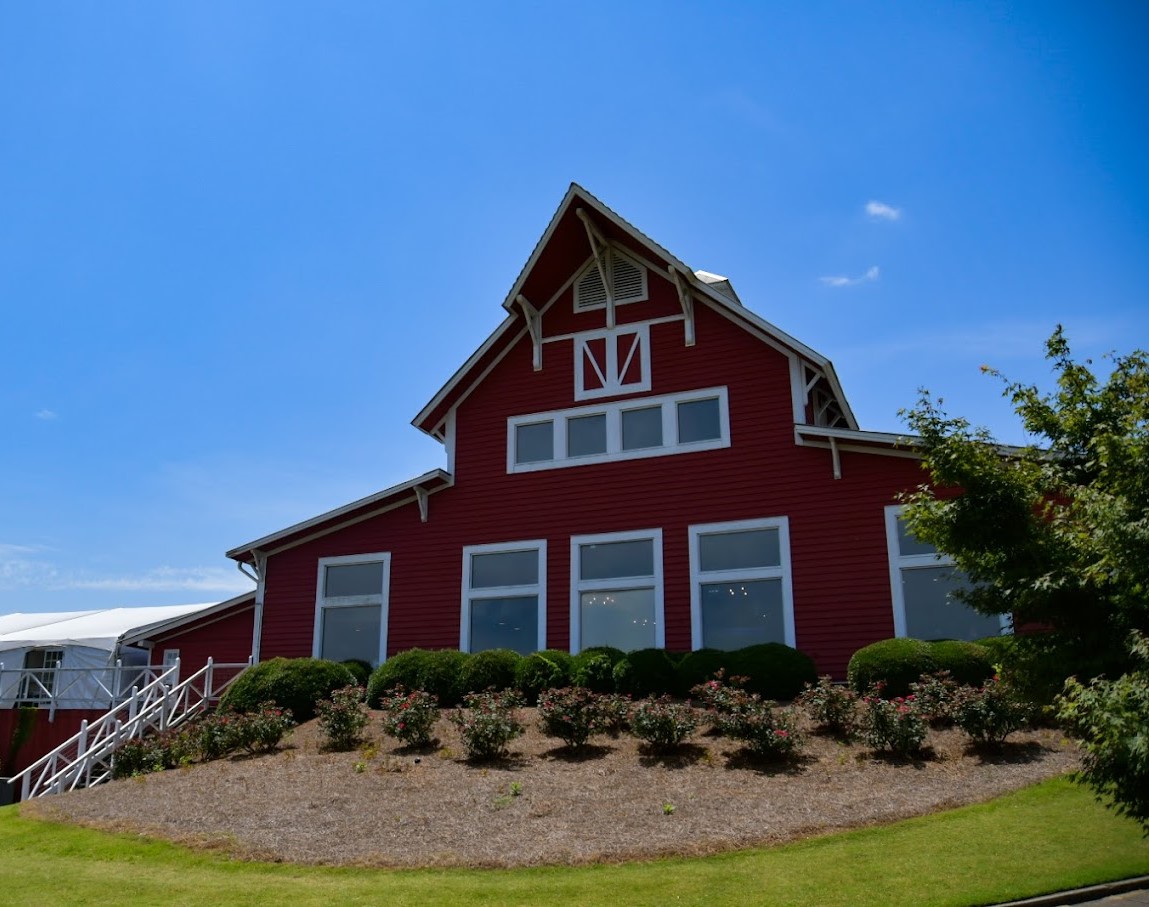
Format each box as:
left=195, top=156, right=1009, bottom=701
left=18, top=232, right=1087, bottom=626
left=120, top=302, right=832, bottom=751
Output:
left=884, top=506, right=1005, bottom=640
left=570, top=529, right=664, bottom=653
left=19, top=648, right=63, bottom=703
left=314, top=554, right=390, bottom=665
left=508, top=387, right=729, bottom=473
left=461, top=541, right=547, bottom=655
left=689, top=518, right=795, bottom=650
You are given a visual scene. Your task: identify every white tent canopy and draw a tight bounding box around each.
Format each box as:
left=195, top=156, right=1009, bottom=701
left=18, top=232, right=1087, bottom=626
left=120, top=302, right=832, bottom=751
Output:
left=0, top=603, right=217, bottom=709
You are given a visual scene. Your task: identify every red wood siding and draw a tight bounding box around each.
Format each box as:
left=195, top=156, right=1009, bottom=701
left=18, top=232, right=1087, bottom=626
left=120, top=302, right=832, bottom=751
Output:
left=256, top=270, right=927, bottom=678
left=0, top=707, right=107, bottom=778
left=146, top=605, right=255, bottom=671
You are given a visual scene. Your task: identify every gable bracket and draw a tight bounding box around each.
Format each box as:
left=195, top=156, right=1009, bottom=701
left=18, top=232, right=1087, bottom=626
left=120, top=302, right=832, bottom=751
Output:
left=515, top=294, right=543, bottom=371
left=668, top=267, right=696, bottom=346
left=415, top=486, right=429, bottom=523
left=576, top=208, right=616, bottom=329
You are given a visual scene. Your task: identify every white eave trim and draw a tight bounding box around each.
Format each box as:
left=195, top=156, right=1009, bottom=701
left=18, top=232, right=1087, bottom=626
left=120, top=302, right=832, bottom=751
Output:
left=225, top=469, right=452, bottom=561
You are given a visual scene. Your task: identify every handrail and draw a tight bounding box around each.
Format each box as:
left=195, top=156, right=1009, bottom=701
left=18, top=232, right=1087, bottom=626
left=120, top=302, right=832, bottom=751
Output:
left=11, top=658, right=250, bottom=800
left=0, top=662, right=165, bottom=720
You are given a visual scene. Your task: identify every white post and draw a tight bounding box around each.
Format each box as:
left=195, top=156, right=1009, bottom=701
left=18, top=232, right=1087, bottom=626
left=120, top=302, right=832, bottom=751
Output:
left=128, top=686, right=139, bottom=722
left=205, top=657, right=214, bottom=700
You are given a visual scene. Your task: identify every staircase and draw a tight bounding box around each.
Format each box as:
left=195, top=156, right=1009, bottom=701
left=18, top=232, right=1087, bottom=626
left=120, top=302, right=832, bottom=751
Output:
left=11, top=657, right=249, bottom=800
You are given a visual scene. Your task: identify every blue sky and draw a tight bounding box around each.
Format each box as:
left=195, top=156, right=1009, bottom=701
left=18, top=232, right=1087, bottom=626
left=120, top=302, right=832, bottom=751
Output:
left=2, top=2, right=1146, bottom=613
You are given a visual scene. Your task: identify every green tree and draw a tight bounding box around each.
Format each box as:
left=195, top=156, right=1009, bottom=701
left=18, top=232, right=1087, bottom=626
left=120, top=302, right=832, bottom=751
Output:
left=900, top=327, right=1149, bottom=691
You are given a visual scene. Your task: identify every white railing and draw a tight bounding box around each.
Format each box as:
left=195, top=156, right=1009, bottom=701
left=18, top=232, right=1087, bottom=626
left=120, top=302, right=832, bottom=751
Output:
left=0, top=662, right=169, bottom=720
left=11, top=658, right=250, bottom=800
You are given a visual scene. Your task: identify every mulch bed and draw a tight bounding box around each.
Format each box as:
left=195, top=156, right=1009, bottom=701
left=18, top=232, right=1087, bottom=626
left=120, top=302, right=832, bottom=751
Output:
left=23, top=708, right=1080, bottom=869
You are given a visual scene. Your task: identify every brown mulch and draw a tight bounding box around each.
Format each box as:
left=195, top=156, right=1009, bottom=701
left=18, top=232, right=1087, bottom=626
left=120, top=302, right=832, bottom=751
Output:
left=22, top=709, right=1080, bottom=869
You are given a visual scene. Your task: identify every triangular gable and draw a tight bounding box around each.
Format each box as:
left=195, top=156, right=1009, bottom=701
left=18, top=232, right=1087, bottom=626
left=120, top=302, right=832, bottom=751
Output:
left=413, top=183, right=857, bottom=437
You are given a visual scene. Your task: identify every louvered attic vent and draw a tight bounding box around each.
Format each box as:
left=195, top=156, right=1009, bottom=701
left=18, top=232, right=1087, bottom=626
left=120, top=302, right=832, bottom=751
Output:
left=574, top=248, right=648, bottom=311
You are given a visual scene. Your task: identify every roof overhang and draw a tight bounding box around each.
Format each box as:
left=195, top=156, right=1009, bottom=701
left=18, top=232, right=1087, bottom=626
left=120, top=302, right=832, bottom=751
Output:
left=226, top=469, right=453, bottom=564
left=119, top=591, right=257, bottom=648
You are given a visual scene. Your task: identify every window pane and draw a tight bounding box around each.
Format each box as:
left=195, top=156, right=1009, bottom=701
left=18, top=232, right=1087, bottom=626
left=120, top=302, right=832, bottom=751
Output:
left=700, top=579, right=785, bottom=650
left=699, top=529, right=780, bottom=572
left=902, top=566, right=1001, bottom=640
left=471, top=549, right=538, bottom=588
left=677, top=397, right=721, bottom=443
left=324, top=562, right=384, bottom=598
left=567, top=413, right=607, bottom=457
left=580, top=539, right=654, bottom=580
left=469, top=596, right=538, bottom=655
left=580, top=588, right=656, bottom=652
left=621, top=406, right=662, bottom=450
left=896, top=517, right=938, bottom=557
left=320, top=605, right=381, bottom=664
left=516, top=421, right=554, bottom=463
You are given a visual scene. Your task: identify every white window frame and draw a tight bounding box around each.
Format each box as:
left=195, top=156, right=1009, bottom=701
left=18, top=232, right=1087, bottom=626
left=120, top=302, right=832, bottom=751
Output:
left=573, top=324, right=652, bottom=401
left=313, top=552, right=391, bottom=664
left=569, top=528, right=664, bottom=653
left=19, top=648, right=64, bottom=703
left=507, top=387, right=730, bottom=474
left=688, top=517, right=796, bottom=651
left=884, top=505, right=1009, bottom=638
left=460, top=539, right=548, bottom=653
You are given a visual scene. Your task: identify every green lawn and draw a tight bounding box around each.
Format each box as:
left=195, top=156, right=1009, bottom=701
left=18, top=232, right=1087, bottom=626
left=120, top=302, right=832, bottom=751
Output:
left=1, top=777, right=1145, bottom=907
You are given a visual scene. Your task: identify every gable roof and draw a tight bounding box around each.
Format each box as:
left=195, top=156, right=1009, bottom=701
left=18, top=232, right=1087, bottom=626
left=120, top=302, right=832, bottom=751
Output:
left=0, top=603, right=221, bottom=654
left=412, top=183, right=858, bottom=437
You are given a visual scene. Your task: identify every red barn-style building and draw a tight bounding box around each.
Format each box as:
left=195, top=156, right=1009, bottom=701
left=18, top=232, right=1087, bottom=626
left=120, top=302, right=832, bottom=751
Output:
left=223, top=184, right=1004, bottom=679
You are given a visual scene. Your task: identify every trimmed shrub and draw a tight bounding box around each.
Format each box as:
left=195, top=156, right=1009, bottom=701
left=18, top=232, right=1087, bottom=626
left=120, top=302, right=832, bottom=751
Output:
left=720, top=701, right=805, bottom=761
left=861, top=693, right=928, bottom=756
left=848, top=638, right=938, bottom=698
left=367, top=649, right=432, bottom=707
left=612, top=648, right=678, bottom=698
left=675, top=649, right=737, bottom=697
left=220, top=657, right=355, bottom=722
left=340, top=659, right=372, bottom=686
left=630, top=697, right=698, bottom=751
left=459, top=648, right=522, bottom=694
left=316, top=685, right=370, bottom=751
left=514, top=650, right=573, bottom=704
left=797, top=676, right=858, bottom=736
left=930, top=640, right=995, bottom=686
left=379, top=688, right=440, bottom=748
left=416, top=649, right=471, bottom=706
left=952, top=675, right=1034, bottom=747
left=571, top=647, right=625, bottom=693
left=730, top=643, right=818, bottom=700
left=536, top=687, right=604, bottom=750
left=975, top=634, right=1017, bottom=665
left=449, top=690, right=525, bottom=761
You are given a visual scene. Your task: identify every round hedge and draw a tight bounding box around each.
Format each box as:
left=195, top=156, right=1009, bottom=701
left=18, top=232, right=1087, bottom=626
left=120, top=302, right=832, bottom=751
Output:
left=514, top=649, right=573, bottom=703
left=571, top=646, right=625, bottom=693
left=366, top=648, right=431, bottom=707
left=847, top=638, right=938, bottom=697
left=674, top=648, right=737, bottom=697
left=416, top=648, right=471, bottom=706
left=340, top=659, right=372, bottom=686
left=459, top=648, right=522, bottom=694
left=612, top=648, right=678, bottom=698
left=728, top=643, right=818, bottom=700
left=930, top=640, right=994, bottom=686
left=975, top=634, right=1017, bottom=667
left=220, top=657, right=356, bottom=722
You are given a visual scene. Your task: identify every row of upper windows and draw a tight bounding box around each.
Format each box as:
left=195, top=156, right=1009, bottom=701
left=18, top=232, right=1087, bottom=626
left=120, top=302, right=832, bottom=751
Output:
left=312, top=508, right=1007, bottom=666
left=507, top=387, right=730, bottom=473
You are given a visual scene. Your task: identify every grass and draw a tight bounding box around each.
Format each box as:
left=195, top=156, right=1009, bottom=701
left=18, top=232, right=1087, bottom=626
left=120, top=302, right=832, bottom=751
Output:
left=0, top=777, right=1145, bottom=907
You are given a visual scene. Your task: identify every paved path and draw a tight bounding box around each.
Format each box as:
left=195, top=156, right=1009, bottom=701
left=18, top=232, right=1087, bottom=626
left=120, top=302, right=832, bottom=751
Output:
left=996, top=878, right=1149, bottom=907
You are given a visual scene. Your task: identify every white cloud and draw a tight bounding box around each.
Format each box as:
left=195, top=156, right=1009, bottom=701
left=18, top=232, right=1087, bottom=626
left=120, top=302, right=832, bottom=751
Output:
left=35, top=409, right=58, bottom=421
left=66, top=566, right=255, bottom=594
left=866, top=201, right=901, bottom=221
left=820, top=266, right=880, bottom=288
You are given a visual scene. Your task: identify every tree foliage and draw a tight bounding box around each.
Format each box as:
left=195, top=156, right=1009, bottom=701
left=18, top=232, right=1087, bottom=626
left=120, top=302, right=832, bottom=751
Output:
left=901, top=327, right=1149, bottom=688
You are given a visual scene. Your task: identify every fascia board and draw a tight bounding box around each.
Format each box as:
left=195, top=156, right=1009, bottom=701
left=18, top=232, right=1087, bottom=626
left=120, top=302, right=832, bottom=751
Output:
left=120, top=592, right=256, bottom=647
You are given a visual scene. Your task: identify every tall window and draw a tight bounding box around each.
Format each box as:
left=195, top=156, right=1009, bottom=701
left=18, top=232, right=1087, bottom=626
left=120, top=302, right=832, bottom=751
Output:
left=19, top=648, right=63, bottom=703
left=314, top=554, right=390, bottom=665
left=570, top=530, right=664, bottom=653
left=689, top=518, right=795, bottom=650
left=461, top=541, right=546, bottom=655
left=884, top=506, right=1005, bottom=640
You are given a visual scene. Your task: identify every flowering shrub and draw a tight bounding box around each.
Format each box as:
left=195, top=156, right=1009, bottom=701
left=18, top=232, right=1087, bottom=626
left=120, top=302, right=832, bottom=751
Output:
left=191, top=712, right=244, bottom=761
left=630, top=697, right=699, bottom=751
left=861, top=693, right=928, bottom=756
left=379, top=687, right=440, bottom=748
left=598, top=693, right=633, bottom=736
left=952, top=675, right=1034, bottom=746
left=316, top=685, right=370, bottom=752
left=112, top=736, right=168, bottom=779
left=449, top=690, right=524, bottom=761
left=536, top=687, right=603, bottom=749
left=796, top=676, right=858, bottom=735
left=721, top=702, right=804, bottom=761
left=909, top=671, right=961, bottom=726
left=231, top=703, right=295, bottom=755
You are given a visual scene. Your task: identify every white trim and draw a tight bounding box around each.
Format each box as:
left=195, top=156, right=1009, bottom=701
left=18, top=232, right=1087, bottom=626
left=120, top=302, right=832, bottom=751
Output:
left=883, top=505, right=1009, bottom=639
left=541, top=313, right=685, bottom=346
left=569, top=528, right=664, bottom=654
left=688, top=517, right=795, bottom=650
left=572, top=244, right=649, bottom=312
left=460, top=540, right=547, bottom=653
left=507, top=387, right=730, bottom=474
left=573, top=324, right=652, bottom=401
left=313, top=552, right=391, bottom=665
